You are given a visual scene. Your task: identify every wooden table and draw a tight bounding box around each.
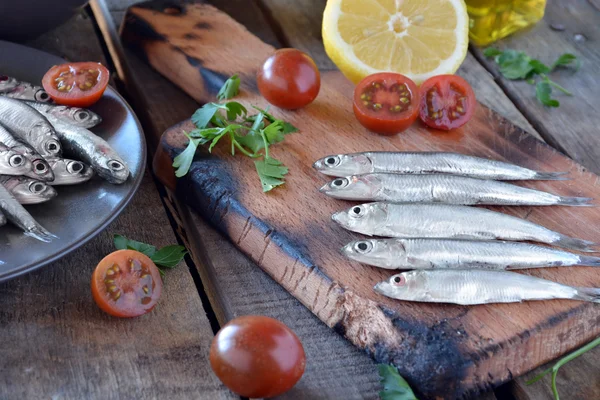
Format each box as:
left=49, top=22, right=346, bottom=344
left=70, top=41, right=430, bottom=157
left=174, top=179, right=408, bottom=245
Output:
left=0, top=0, right=597, bottom=399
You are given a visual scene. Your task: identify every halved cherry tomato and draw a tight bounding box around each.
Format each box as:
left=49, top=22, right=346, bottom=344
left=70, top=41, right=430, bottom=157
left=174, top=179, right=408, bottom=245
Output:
left=91, top=250, right=162, bottom=318
left=353, top=72, right=420, bottom=135
left=42, top=62, right=110, bottom=107
left=257, top=48, right=320, bottom=110
left=210, top=315, right=306, bottom=398
left=418, top=75, right=476, bottom=131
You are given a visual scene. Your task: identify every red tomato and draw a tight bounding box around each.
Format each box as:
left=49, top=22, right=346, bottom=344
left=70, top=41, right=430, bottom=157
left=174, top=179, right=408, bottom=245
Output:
left=91, top=250, right=163, bottom=318
left=257, top=48, right=320, bottom=109
left=418, top=75, right=476, bottom=130
left=210, top=315, right=306, bottom=398
left=353, top=72, right=420, bottom=135
left=42, top=62, right=110, bottom=107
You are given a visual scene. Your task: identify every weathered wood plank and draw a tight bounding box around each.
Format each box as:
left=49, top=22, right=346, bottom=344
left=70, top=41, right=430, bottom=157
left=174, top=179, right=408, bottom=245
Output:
left=0, top=10, right=232, bottom=400
left=471, top=0, right=600, bottom=172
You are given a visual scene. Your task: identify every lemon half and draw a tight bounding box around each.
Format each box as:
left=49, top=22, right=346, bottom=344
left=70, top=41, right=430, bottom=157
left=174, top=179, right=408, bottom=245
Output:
left=323, top=0, right=469, bottom=84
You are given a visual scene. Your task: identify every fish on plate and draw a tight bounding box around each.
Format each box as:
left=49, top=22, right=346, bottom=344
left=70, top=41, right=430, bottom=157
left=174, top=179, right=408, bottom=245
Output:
left=333, top=203, right=597, bottom=251
left=0, top=123, right=54, bottom=181
left=314, top=152, right=568, bottom=180
left=25, top=101, right=102, bottom=129
left=0, top=75, right=51, bottom=102
left=342, top=238, right=600, bottom=270
left=0, top=142, right=33, bottom=177
left=0, top=183, right=55, bottom=242
left=0, top=175, right=57, bottom=204
left=320, top=174, right=591, bottom=206
left=0, top=96, right=61, bottom=158
left=374, top=269, right=600, bottom=305
left=45, top=157, right=94, bottom=185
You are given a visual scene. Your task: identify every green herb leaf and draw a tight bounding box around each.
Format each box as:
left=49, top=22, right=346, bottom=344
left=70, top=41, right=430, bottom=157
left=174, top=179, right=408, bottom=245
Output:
left=251, top=106, right=298, bottom=133
left=192, top=103, right=227, bottom=129
left=498, top=51, right=533, bottom=80
left=378, top=364, right=419, bottom=400
left=151, top=245, right=187, bottom=268
left=113, top=234, right=128, bottom=250
left=551, top=53, right=580, bottom=71
left=217, top=74, right=241, bottom=101
left=255, top=157, right=288, bottom=192
left=113, top=234, right=157, bottom=257
left=173, top=133, right=201, bottom=178
left=237, top=131, right=265, bottom=154
left=208, top=127, right=229, bottom=153
left=224, top=101, right=247, bottom=121
left=528, top=59, right=551, bottom=75
left=536, top=81, right=560, bottom=107
left=483, top=47, right=503, bottom=58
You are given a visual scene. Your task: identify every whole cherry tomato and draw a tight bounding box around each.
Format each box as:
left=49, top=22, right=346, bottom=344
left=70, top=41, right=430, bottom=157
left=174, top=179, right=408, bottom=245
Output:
left=257, top=48, right=320, bottom=109
left=353, top=72, right=420, bottom=135
left=418, top=74, right=476, bottom=130
left=210, top=315, right=306, bottom=398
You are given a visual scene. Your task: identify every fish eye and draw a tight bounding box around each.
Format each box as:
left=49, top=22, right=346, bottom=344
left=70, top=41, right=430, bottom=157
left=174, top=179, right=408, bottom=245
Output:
left=331, top=178, right=348, bottom=188
left=75, top=111, right=89, bottom=121
left=392, top=275, right=406, bottom=286
left=34, top=161, right=48, bottom=172
left=68, top=161, right=84, bottom=173
left=108, top=160, right=124, bottom=171
left=46, top=140, right=60, bottom=154
left=9, top=154, right=24, bottom=167
left=36, top=90, right=50, bottom=102
left=350, top=206, right=365, bottom=218
left=29, top=182, right=46, bottom=194
left=354, top=241, right=372, bottom=253
left=324, top=156, right=340, bottom=167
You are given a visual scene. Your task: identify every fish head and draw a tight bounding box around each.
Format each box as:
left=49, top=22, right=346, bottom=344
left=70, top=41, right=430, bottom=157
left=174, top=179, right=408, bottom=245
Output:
left=0, top=144, right=34, bottom=175
left=67, top=107, right=103, bottom=129
left=30, top=124, right=62, bottom=157
left=95, top=156, right=130, bottom=184
left=332, top=202, right=388, bottom=232
left=319, top=174, right=383, bottom=200
left=25, top=158, right=55, bottom=182
left=46, top=158, right=94, bottom=185
left=32, top=88, right=51, bottom=103
left=341, top=238, right=405, bottom=269
left=0, top=75, right=19, bottom=93
left=313, top=153, right=373, bottom=177
left=374, top=271, right=426, bottom=301
left=8, top=177, right=57, bottom=205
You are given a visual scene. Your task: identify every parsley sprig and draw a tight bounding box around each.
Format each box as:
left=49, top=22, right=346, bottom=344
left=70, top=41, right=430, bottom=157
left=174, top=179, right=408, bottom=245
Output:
left=483, top=48, right=580, bottom=108
left=217, top=74, right=240, bottom=100
left=114, top=234, right=187, bottom=277
left=172, top=76, right=297, bottom=192
left=378, top=364, right=419, bottom=400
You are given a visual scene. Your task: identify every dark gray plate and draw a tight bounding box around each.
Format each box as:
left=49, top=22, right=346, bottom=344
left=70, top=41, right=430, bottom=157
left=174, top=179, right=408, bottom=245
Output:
left=0, top=40, right=146, bottom=281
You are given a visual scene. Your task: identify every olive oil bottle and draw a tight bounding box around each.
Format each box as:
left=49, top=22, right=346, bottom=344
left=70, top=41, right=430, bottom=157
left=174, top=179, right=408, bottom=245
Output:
left=466, top=0, right=547, bottom=46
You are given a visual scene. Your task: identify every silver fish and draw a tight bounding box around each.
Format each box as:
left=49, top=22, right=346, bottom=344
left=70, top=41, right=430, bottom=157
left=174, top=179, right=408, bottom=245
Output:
left=314, top=152, right=568, bottom=180
left=0, top=123, right=54, bottom=181
left=0, top=183, right=55, bottom=242
left=25, top=101, right=102, bottom=129
left=45, top=157, right=94, bottom=185
left=0, top=142, right=33, bottom=176
left=0, top=97, right=61, bottom=157
left=0, top=77, right=51, bottom=102
left=343, top=238, right=600, bottom=270
left=0, top=210, right=5, bottom=227
left=374, top=269, right=600, bottom=305
left=45, top=116, right=129, bottom=184
left=0, top=175, right=57, bottom=204
left=320, top=174, right=591, bottom=206
left=333, top=203, right=597, bottom=252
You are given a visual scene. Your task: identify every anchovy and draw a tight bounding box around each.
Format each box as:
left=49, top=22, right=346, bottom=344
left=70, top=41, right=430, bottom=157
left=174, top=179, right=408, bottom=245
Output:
left=0, top=175, right=57, bottom=204
left=320, top=174, right=591, bottom=206
left=0, top=142, right=33, bottom=176
left=0, top=123, right=54, bottom=181
left=333, top=203, right=597, bottom=252
left=0, top=183, right=55, bottom=242
left=374, top=269, right=600, bottom=305
left=44, top=116, right=129, bottom=184
left=0, top=210, right=5, bottom=227
left=343, top=238, right=600, bottom=270
left=0, top=76, right=51, bottom=102
left=0, top=97, right=61, bottom=157
left=25, top=101, right=102, bottom=129
left=45, top=157, right=94, bottom=185
left=314, top=152, right=568, bottom=180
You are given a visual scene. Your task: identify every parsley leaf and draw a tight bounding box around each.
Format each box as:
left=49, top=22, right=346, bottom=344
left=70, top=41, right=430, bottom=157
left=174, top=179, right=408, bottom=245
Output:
left=173, top=133, right=202, bottom=177
left=528, top=59, right=551, bottom=75
left=113, top=234, right=156, bottom=257
left=536, top=80, right=560, bottom=107
left=255, top=157, right=288, bottom=192
left=551, top=53, right=580, bottom=71
left=192, top=103, right=227, bottom=129
left=113, top=234, right=187, bottom=273
left=498, top=51, right=533, bottom=79
left=378, top=364, right=418, bottom=400
left=224, top=101, right=247, bottom=121
left=482, top=47, right=502, bottom=58
left=217, top=74, right=241, bottom=101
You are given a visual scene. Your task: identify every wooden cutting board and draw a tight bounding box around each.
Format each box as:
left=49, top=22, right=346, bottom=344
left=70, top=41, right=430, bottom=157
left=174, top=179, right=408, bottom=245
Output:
left=121, top=3, right=600, bottom=398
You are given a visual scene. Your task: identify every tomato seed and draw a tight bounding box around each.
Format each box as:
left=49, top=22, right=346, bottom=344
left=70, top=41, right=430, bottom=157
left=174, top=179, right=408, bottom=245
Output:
left=113, top=291, right=121, bottom=301
left=108, top=285, right=118, bottom=293
left=104, top=279, right=114, bottom=284
left=142, top=286, right=149, bottom=294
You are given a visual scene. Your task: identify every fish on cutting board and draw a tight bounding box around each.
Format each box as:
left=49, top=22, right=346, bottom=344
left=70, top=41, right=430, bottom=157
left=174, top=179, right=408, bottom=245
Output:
left=374, top=269, right=600, bottom=305
left=333, top=203, right=597, bottom=251
left=320, top=173, right=592, bottom=206
left=0, top=175, right=57, bottom=204
left=343, top=238, right=600, bottom=270
left=314, top=151, right=568, bottom=180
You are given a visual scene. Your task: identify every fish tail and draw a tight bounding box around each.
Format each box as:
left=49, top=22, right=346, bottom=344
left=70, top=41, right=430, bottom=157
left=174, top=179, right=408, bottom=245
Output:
left=557, top=196, right=595, bottom=206
left=578, top=255, right=600, bottom=267
left=533, top=171, right=570, bottom=181
left=24, top=227, right=58, bottom=243
left=574, top=287, right=600, bottom=303
left=555, top=235, right=600, bottom=252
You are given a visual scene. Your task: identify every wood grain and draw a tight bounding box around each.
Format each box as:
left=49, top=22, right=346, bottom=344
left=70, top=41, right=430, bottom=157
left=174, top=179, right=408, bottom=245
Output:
left=122, top=3, right=600, bottom=398
left=0, top=10, right=232, bottom=400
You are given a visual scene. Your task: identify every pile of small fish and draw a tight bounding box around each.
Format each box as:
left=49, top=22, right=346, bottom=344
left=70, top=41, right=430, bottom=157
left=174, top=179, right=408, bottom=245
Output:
left=314, top=151, right=600, bottom=306
left=0, top=75, right=129, bottom=242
